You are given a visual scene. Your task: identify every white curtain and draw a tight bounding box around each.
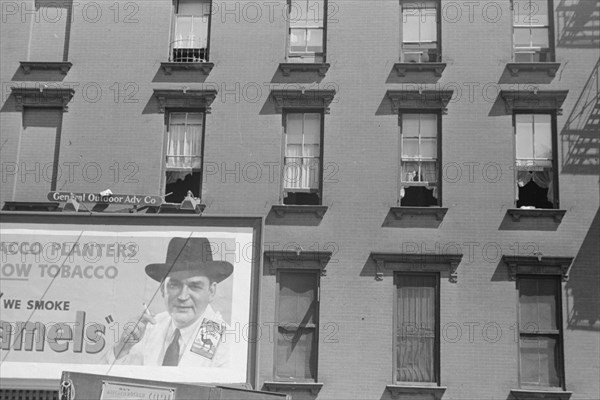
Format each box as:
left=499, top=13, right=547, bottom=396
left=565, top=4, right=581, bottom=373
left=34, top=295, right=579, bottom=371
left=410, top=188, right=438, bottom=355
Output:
left=166, top=113, right=202, bottom=170
left=284, top=113, right=320, bottom=190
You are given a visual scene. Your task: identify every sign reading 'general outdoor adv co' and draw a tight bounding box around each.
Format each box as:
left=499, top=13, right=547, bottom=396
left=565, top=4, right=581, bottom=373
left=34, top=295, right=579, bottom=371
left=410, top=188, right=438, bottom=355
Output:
left=47, top=192, right=163, bottom=206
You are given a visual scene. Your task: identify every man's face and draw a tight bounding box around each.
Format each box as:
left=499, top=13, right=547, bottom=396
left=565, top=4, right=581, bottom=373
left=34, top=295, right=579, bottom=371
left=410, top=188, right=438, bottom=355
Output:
left=164, top=275, right=216, bottom=328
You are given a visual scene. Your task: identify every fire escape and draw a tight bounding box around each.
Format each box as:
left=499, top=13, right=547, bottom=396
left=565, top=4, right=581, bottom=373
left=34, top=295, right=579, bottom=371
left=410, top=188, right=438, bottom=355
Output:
left=562, top=58, right=600, bottom=173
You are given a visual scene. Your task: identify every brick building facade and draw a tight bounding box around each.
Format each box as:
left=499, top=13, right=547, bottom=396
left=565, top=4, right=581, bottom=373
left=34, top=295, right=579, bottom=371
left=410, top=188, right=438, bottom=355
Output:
left=1, top=1, right=599, bottom=399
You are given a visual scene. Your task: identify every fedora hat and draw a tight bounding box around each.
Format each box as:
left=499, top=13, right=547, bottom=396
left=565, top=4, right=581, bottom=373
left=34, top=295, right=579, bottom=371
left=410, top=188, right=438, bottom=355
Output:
left=145, top=237, right=233, bottom=283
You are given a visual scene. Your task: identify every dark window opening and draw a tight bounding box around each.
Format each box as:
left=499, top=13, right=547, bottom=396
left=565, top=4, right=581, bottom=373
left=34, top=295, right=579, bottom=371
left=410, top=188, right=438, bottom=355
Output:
left=401, top=186, right=438, bottom=207
left=165, top=171, right=200, bottom=203
left=517, top=179, right=554, bottom=209
left=283, top=191, right=320, bottom=206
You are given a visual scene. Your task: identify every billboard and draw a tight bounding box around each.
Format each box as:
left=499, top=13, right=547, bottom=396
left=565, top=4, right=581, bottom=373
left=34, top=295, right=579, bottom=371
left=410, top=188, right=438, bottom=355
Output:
left=0, top=215, right=260, bottom=388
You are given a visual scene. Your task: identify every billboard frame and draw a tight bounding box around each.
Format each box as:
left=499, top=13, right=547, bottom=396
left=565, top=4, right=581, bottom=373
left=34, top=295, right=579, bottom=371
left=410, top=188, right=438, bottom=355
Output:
left=0, top=211, right=263, bottom=391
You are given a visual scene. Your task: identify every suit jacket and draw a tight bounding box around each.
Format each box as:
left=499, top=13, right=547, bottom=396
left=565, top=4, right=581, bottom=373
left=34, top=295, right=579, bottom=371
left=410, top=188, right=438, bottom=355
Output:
left=105, top=305, right=231, bottom=368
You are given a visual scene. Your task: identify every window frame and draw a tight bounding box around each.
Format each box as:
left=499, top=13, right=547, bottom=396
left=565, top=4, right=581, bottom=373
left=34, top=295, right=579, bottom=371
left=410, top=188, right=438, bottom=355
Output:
left=512, top=109, right=559, bottom=209
left=512, top=0, right=556, bottom=62
left=280, top=109, right=325, bottom=205
left=516, top=275, right=565, bottom=389
left=170, top=0, right=212, bottom=62
left=398, top=110, right=443, bottom=206
left=274, top=268, right=320, bottom=382
left=286, top=0, right=328, bottom=63
left=393, top=272, right=441, bottom=385
left=399, top=0, right=442, bottom=63
left=162, top=108, right=207, bottom=201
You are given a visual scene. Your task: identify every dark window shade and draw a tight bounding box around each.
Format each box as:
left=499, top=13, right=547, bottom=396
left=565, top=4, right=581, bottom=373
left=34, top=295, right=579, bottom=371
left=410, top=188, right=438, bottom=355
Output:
left=18, top=108, right=63, bottom=199
left=396, top=274, right=437, bottom=383
left=519, top=278, right=558, bottom=331
left=518, top=276, right=562, bottom=388
left=31, top=0, right=70, bottom=61
left=276, top=271, right=318, bottom=381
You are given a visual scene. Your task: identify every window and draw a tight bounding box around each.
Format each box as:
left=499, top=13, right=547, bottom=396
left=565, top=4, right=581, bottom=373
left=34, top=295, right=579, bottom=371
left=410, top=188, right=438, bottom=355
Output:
left=518, top=276, right=564, bottom=388
left=515, top=113, right=558, bottom=208
left=16, top=108, right=63, bottom=200
left=288, top=0, right=326, bottom=63
left=283, top=112, right=322, bottom=205
left=401, top=1, right=440, bottom=63
left=513, top=0, right=554, bottom=62
left=275, top=270, right=319, bottom=381
left=395, top=274, right=439, bottom=383
left=400, top=113, right=440, bottom=206
left=165, top=111, right=204, bottom=203
left=171, top=0, right=211, bottom=62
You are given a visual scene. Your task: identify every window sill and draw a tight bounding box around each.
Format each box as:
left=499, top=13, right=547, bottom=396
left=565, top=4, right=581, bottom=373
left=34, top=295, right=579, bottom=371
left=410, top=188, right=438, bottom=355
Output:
left=506, top=208, right=566, bottom=223
left=390, top=206, right=448, bottom=221
left=160, top=61, right=214, bottom=76
left=386, top=384, right=447, bottom=400
left=279, top=62, right=330, bottom=77
left=506, top=62, right=561, bottom=77
left=2, top=202, right=61, bottom=212
left=263, top=381, right=323, bottom=395
left=20, top=61, right=72, bottom=75
left=271, top=205, right=328, bottom=218
left=510, top=389, right=572, bottom=400
left=156, top=202, right=206, bottom=214
left=393, top=62, right=446, bottom=77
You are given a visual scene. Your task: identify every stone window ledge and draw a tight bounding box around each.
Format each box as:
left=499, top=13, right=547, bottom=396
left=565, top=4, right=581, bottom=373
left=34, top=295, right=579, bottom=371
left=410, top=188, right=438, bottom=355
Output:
left=510, top=389, right=572, bottom=400
left=502, top=255, right=574, bottom=282
left=393, top=62, right=446, bottom=77
left=160, top=61, right=214, bottom=75
left=20, top=61, right=72, bottom=75
left=386, top=384, right=446, bottom=400
left=263, top=381, right=323, bottom=395
left=506, top=208, right=566, bottom=223
left=279, top=62, right=330, bottom=76
left=506, top=62, right=561, bottom=77
left=390, top=206, right=448, bottom=221
left=271, top=205, right=328, bottom=218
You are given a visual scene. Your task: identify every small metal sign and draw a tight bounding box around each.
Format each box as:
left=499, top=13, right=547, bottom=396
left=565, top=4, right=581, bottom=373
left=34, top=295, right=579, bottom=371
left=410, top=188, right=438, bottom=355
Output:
left=47, top=191, right=163, bottom=206
left=100, top=381, right=175, bottom=400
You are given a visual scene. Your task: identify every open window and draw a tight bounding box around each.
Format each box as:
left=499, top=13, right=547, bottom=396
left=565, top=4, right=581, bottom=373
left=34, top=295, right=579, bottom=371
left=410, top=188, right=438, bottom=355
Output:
left=400, top=113, right=440, bottom=206
left=283, top=112, right=322, bottom=205
left=513, top=0, right=555, bottom=62
left=171, top=0, right=211, bottom=63
left=164, top=111, right=205, bottom=203
left=288, top=0, right=326, bottom=63
left=401, top=1, right=441, bottom=63
left=515, top=112, right=558, bottom=209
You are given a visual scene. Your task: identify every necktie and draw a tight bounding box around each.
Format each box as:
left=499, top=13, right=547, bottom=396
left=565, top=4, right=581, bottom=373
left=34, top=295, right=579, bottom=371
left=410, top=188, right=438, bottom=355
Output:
left=162, top=329, right=181, bottom=366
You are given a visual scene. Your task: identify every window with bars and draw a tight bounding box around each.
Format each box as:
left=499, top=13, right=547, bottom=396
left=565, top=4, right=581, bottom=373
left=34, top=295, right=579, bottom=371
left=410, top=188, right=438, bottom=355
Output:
left=288, top=0, right=326, bottom=63
left=165, top=111, right=204, bottom=203
left=514, top=113, right=558, bottom=208
left=275, top=270, right=319, bottom=381
left=518, top=276, right=564, bottom=388
left=400, top=113, right=440, bottom=206
left=171, top=0, right=211, bottom=62
left=395, top=274, right=439, bottom=384
left=513, top=0, right=554, bottom=62
left=401, top=1, right=440, bottom=63
left=283, top=112, right=322, bottom=205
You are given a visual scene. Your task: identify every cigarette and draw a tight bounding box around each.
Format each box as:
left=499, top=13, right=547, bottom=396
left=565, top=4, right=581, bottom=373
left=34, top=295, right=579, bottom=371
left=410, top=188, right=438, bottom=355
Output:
left=142, top=302, right=153, bottom=317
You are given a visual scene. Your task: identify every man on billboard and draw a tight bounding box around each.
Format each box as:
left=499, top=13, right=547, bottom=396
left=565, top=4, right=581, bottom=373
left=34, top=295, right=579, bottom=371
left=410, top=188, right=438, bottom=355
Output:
left=106, top=237, right=232, bottom=368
